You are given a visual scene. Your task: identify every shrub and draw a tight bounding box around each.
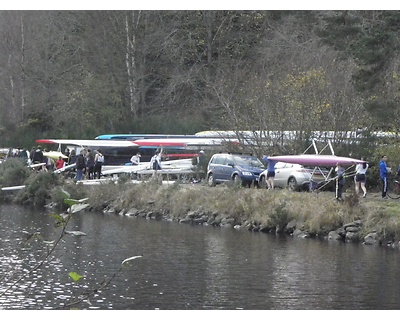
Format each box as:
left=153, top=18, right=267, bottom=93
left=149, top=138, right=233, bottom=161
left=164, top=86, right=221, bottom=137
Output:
left=0, top=158, right=30, bottom=187
left=267, top=200, right=292, bottom=232
left=14, top=171, right=62, bottom=207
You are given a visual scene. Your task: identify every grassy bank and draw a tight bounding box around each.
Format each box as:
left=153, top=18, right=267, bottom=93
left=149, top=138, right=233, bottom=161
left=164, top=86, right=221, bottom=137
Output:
left=101, top=180, right=400, bottom=244
left=1, top=160, right=400, bottom=246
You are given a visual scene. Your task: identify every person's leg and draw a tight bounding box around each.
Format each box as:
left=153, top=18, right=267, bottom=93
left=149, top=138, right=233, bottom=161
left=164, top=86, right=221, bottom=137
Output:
left=382, top=177, right=387, bottom=197
left=94, top=164, right=99, bottom=179
left=335, top=179, right=339, bottom=199
left=270, top=177, right=274, bottom=189
left=361, top=181, right=367, bottom=197
left=75, top=169, right=80, bottom=181
left=266, top=173, right=271, bottom=189
left=89, top=166, right=94, bottom=179
left=355, top=177, right=359, bottom=195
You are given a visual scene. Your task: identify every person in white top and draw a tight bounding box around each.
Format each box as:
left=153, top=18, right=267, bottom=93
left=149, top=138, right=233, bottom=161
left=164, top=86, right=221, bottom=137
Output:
left=150, top=151, right=162, bottom=177
left=130, top=152, right=141, bottom=165
left=94, top=149, right=105, bottom=179
left=354, top=158, right=368, bottom=198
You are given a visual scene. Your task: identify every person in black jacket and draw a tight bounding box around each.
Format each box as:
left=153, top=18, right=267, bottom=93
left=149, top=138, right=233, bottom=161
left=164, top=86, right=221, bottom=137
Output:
left=86, top=149, right=95, bottom=180
left=31, top=145, right=45, bottom=170
left=75, top=150, right=86, bottom=181
left=32, top=145, right=44, bottom=164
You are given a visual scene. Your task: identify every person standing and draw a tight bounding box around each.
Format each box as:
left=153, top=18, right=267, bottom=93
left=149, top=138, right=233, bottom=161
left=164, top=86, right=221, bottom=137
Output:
left=262, top=155, right=277, bottom=189
left=150, top=151, right=162, bottom=177
left=86, top=149, right=95, bottom=180
left=354, top=159, right=368, bottom=198
left=94, top=149, right=105, bottom=179
left=192, top=150, right=207, bottom=181
left=18, top=148, right=29, bottom=165
left=380, top=155, right=390, bottom=199
left=68, top=149, right=77, bottom=165
left=43, top=149, right=54, bottom=171
left=55, top=156, right=65, bottom=170
left=335, top=163, right=345, bottom=201
left=32, top=145, right=45, bottom=170
left=32, top=145, right=44, bottom=165
left=75, top=150, right=86, bottom=181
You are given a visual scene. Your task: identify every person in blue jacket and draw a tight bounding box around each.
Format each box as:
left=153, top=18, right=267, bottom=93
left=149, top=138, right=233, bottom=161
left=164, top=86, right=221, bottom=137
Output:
left=262, top=155, right=277, bottom=189
left=380, top=155, right=390, bottom=199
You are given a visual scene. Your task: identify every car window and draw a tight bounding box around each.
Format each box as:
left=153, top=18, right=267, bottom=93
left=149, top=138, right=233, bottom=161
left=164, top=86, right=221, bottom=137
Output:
left=225, top=155, right=234, bottom=166
left=213, top=155, right=226, bottom=165
left=233, top=155, right=264, bottom=168
left=275, top=162, right=287, bottom=169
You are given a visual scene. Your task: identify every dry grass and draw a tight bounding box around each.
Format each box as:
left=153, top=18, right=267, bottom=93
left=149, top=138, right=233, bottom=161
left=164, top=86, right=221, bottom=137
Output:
left=5, top=168, right=400, bottom=242
left=99, top=182, right=399, bottom=240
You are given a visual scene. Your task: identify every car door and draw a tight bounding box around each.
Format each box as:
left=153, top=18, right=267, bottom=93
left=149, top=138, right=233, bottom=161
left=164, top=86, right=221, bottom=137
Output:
left=211, top=155, right=227, bottom=182
left=222, top=155, right=235, bottom=181
left=274, top=162, right=290, bottom=188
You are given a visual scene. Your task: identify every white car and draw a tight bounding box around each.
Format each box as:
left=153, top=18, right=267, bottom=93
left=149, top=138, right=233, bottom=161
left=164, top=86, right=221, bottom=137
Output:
left=258, top=162, right=332, bottom=191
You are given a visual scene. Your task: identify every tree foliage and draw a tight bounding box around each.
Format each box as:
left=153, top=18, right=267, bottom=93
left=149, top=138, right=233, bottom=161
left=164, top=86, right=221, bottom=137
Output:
left=0, top=10, right=398, bottom=149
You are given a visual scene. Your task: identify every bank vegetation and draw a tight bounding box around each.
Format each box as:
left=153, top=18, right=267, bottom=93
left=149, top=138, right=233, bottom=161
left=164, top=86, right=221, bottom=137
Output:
left=1, top=159, right=400, bottom=248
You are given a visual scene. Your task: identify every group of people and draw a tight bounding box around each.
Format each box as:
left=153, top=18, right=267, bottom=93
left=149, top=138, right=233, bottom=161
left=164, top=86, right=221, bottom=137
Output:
left=6, top=145, right=53, bottom=169
left=70, top=148, right=105, bottom=181
left=130, top=150, right=162, bottom=178
left=334, top=161, right=368, bottom=201
left=29, top=145, right=53, bottom=171
left=51, top=147, right=105, bottom=181
left=262, top=153, right=393, bottom=200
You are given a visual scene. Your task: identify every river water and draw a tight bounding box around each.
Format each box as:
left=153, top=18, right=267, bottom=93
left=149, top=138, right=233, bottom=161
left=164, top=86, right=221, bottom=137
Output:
left=0, top=204, right=400, bottom=310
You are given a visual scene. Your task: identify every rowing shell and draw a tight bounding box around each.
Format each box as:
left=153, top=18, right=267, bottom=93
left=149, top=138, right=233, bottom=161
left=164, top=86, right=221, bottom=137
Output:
left=1, top=185, right=26, bottom=191
left=266, top=154, right=366, bottom=167
left=36, top=139, right=138, bottom=147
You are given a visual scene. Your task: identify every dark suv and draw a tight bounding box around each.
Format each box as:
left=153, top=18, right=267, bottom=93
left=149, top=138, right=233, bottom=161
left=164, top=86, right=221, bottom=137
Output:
left=206, top=153, right=265, bottom=187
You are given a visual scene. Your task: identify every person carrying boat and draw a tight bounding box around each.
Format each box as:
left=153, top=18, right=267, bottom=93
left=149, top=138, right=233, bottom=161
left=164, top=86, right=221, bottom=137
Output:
left=262, top=155, right=277, bottom=190
left=354, top=158, right=368, bottom=198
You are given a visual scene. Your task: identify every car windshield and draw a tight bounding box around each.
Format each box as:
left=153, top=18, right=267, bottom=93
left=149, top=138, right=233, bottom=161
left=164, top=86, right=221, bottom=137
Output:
left=233, top=155, right=264, bottom=168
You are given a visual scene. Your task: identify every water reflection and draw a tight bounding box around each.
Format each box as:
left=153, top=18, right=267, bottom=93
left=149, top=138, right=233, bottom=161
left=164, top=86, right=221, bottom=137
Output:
left=1, top=204, right=400, bottom=310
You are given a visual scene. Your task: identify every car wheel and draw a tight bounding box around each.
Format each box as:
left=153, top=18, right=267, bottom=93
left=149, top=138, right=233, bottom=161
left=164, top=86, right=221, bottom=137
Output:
left=178, top=173, right=190, bottom=183
left=233, top=174, right=242, bottom=186
left=259, top=175, right=268, bottom=189
left=287, top=177, right=298, bottom=191
left=207, top=173, right=216, bottom=187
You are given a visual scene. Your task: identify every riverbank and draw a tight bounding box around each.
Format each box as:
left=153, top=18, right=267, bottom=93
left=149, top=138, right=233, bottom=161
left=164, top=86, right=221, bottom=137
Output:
left=76, top=178, right=400, bottom=248
left=1, top=164, right=400, bottom=248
